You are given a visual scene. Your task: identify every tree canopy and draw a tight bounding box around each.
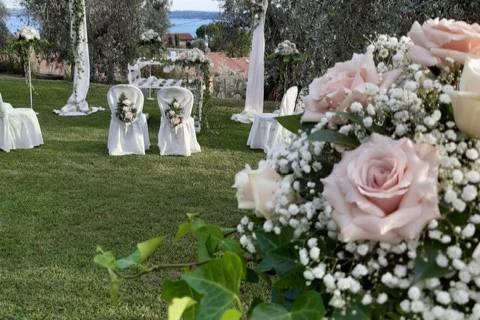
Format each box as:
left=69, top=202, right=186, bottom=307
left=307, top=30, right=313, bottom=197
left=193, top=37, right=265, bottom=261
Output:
left=22, top=0, right=170, bottom=82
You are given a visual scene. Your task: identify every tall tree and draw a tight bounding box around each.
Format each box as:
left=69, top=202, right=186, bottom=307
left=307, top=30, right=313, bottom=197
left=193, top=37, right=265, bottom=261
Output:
left=0, top=1, right=10, bottom=48
left=22, top=0, right=170, bottom=82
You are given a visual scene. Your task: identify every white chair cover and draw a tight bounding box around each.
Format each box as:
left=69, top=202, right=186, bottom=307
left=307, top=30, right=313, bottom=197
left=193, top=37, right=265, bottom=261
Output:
left=0, top=93, right=44, bottom=153
left=157, top=87, right=201, bottom=156
left=247, top=86, right=298, bottom=153
left=107, top=85, right=150, bottom=156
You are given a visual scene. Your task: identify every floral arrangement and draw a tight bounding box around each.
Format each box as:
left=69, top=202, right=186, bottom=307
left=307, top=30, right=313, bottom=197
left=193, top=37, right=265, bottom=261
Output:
left=165, top=98, right=183, bottom=128
left=115, top=93, right=137, bottom=125
left=137, top=29, right=164, bottom=60
left=176, top=48, right=209, bottom=66
left=140, top=29, right=162, bottom=44
left=175, top=48, right=210, bottom=131
left=271, top=40, right=305, bottom=96
left=95, top=18, right=480, bottom=320
left=274, top=40, right=300, bottom=56
left=15, top=26, right=41, bottom=42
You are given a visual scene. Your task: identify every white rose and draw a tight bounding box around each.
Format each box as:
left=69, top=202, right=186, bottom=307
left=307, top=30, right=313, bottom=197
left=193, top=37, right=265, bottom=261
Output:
left=233, top=161, right=281, bottom=220
left=450, top=57, right=480, bottom=137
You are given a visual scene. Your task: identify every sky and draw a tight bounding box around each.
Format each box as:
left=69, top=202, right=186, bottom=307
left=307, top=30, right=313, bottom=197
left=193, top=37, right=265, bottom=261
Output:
left=2, top=0, right=220, bottom=11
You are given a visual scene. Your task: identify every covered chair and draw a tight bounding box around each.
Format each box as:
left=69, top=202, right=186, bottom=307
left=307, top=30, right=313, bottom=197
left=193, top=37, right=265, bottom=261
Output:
left=107, top=85, right=150, bottom=156
left=157, top=87, right=201, bottom=156
left=0, top=93, right=43, bottom=153
left=247, top=86, right=298, bottom=153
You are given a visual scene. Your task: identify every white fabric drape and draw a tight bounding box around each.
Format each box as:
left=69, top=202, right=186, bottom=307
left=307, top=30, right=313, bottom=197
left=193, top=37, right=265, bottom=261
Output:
left=55, top=0, right=103, bottom=116
left=107, top=85, right=150, bottom=156
left=247, top=86, right=298, bottom=153
left=231, top=0, right=268, bottom=124
left=157, top=87, right=201, bottom=157
left=0, top=94, right=43, bottom=153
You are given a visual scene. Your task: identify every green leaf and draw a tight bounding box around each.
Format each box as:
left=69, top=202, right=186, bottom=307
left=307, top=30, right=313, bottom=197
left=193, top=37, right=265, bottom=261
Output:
left=251, top=304, right=289, bottom=320
left=182, top=252, right=245, bottom=320
left=115, top=236, right=164, bottom=270
left=250, top=291, right=325, bottom=320
left=414, top=239, right=451, bottom=283
left=161, top=279, right=200, bottom=302
left=276, top=114, right=303, bottom=134
left=273, top=267, right=308, bottom=290
left=162, top=280, right=200, bottom=320
left=309, top=129, right=360, bottom=149
left=218, top=239, right=244, bottom=256
left=94, top=250, right=116, bottom=270
left=176, top=222, right=193, bottom=240
left=168, top=297, right=197, bottom=320
left=255, top=228, right=298, bottom=276
left=137, top=237, right=164, bottom=262
left=220, top=309, right=242, bottom=320
left=108, top=268, right=121, bottom=305
left=195, top=225, right=225, bottom=262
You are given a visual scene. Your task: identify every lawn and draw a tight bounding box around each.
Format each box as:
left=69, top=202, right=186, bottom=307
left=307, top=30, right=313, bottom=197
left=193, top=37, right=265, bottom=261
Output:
left=0, top=75, right=266, bottom=319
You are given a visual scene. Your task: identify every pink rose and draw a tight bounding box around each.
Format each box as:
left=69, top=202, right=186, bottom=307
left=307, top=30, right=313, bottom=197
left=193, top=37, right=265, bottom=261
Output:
left=233, top=161, right=281, bottom=220
left=302, top=51, right=401, bottom=122
left=408, top=18, right=480, bottom=66
left=322, top=134, right=440, bottom=243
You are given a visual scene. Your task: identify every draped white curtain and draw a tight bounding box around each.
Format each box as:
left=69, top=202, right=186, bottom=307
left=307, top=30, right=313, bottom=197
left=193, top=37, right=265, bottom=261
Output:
left=231, top=0, right=268, bottom=124
left=55, top=0, right=101, bottom=116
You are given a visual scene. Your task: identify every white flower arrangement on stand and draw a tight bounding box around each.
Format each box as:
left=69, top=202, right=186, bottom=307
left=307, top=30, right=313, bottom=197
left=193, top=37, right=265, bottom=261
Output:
left=13, top=26, right=42, bottom=110
left=274, top=40, right=300, bottom=56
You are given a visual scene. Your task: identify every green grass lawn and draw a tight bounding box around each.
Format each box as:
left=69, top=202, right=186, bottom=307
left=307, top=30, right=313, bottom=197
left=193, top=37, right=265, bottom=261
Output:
left=0, top=75, right=267, bottom=319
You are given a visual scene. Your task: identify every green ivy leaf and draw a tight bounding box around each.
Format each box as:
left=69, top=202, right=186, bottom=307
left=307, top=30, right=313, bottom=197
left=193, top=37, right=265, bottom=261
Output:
left=276, top=114, right=303, bottom=134
left=273, top=267, right=308, bottom=290
left=168, top=297, right=197, bottom=320
left=108, top=268, right=121, bottom=305
left=250, top=291, right=325, bottom=320
left=94, top=250, right=116, bottom=270
left=195, top=225, right=225, bottom=262
left=255, top=228, right=298, bottom=276
left=220, top=309, right=242, bottom=320
left=115, top=236, right=164, bottom=270
left=161, top=279, right=200, bottom=302
left=309, top=129, right=360, bottom=149
left=414, top=239, right=451, bottom=283
left=182, top=252, right=245, bottom=320
left=162, top=280, right=200, bottom=320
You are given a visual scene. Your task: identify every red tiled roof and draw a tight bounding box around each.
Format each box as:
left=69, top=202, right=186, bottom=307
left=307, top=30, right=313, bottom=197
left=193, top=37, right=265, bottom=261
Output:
left=207, top=52, right=249, bottom=76
left=164, top=33, right=194, bottom=41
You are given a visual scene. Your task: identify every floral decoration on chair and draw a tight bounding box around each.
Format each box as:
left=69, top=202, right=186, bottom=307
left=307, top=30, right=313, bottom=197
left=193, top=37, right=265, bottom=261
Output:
left=165, top=98, right=183, bottom=128
left=116, top=93, right=137, bottom=125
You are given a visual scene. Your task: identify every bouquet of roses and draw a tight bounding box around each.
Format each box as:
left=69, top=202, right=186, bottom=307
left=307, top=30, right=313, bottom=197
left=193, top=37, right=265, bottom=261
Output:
left=234, top=18, right=480, bottom=319
left=116, top=93, right=137, bottom=125
left=165, top=98, right=183, bottom=128
left=95, top=18, right=480, bottom=320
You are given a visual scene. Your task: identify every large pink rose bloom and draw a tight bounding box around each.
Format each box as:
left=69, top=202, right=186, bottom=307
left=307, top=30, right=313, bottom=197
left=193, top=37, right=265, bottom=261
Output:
left=408, top=18, right=480, bottom=66
left=302, top=51, right=400, bottom=122
left=322, top=134, right=440, bottom=244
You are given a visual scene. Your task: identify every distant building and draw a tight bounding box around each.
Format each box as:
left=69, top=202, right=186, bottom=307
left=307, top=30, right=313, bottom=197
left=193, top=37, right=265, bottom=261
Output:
left=164, top=33, right=195, bottom=48
left=207, top=52, right=249, bottom=76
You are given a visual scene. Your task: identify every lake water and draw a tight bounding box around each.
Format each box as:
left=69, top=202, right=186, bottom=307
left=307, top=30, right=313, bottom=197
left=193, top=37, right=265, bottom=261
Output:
left=6, top=15, right=213, bottom=37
